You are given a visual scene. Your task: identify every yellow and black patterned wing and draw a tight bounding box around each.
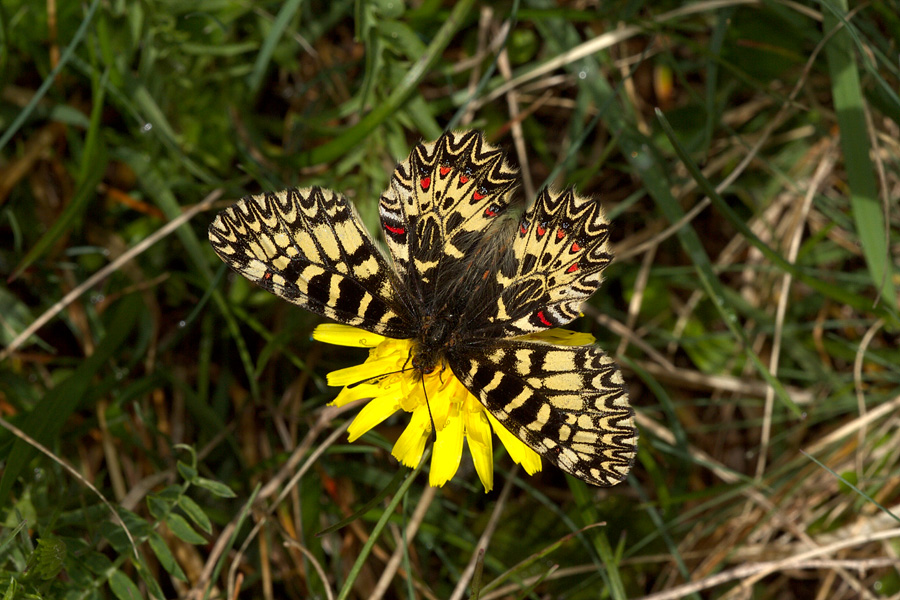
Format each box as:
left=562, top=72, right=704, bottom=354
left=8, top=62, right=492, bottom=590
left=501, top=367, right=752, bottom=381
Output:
left=472, top=187, right=613, bottom=337
left=379, top=130, right=519, bottom=311
left=209, top=187, right=416, bottom=338
left=450, top=340, right=637, bottom=486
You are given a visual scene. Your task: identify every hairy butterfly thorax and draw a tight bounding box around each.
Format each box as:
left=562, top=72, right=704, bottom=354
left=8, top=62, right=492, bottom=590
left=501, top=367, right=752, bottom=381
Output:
left=209, top=130, right=637, bottom=489
left=410, top=311, right=458, bottom=376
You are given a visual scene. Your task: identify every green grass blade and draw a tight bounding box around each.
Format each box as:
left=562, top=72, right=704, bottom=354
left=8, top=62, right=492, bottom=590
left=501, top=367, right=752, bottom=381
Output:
left=822, top=0, right=896, bottom=307
left=247, top=0, right=305, bottom=94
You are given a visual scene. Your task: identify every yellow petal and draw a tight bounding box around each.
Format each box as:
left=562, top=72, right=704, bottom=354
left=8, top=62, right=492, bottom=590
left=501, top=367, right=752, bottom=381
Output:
left=464, top=410, right=494, bottom=492
left=426, top=375, right=454, bottom=431
left=327, top=357, right=399, bottom=387
left=347, top=392, right=402, bottom=442
left=331, top=382, right=380, bottom=407
left=312, top=324, right=385, bottom=348
left=391, top=407, right=430, bottom=468
left=430, top=404, right=464, bottom=487
left=486, top=412, right=542, bottom=475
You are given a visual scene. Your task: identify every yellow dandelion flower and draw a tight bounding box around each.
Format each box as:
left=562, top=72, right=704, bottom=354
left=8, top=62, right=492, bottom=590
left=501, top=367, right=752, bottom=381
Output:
left=313, top=323, right=597, bottom=492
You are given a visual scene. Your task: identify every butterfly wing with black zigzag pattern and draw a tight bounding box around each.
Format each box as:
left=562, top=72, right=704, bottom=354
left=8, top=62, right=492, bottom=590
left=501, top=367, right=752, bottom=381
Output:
left=450, top=340, right=636, bottom=486
left=208, top=187, right=416, bottom=338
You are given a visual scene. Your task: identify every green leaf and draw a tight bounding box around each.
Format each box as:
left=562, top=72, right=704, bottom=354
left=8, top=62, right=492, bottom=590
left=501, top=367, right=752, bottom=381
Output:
left=193, top=477, right=237, bottom=498
left=109, top=569, right=142, bottom=600
left=164, top=514, right=206, bottom=545
left=82, top=551, right=114, bottom=576
left=176, top=461, right=198, bottom=484
left=147, top=532, right=187, bottom=582
left=177, top=496, right=212, bottom=534
left=146, top=495, right=171, bottom=521
left=25, top=537, right=66, bottom=581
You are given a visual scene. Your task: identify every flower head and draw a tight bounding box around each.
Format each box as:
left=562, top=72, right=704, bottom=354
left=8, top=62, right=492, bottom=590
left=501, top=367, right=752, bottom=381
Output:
left=313, top=324, right=596, bottom=492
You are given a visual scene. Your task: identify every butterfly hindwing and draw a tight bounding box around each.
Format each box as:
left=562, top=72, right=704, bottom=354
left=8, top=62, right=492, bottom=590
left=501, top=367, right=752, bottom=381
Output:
left=450, top=340, right=637, bottom=486
left=209, top=187, right=415, bottom=338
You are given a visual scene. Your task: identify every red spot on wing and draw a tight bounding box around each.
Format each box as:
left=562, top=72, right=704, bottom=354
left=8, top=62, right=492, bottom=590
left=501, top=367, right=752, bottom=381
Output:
left=519, top=223, right=528, bottom=235
left=571, top=242, right=581, bottom=252
left=557, top=229, right=565, bottom=239
left=566, top=262, right=579, bottom=273
left=484, top=207, right=496, bottom=217
left=440, top=166, right=451, bottom=176
left=384, top=223, right=406, bottom=235
left=537, top=310, right=553, bottom=327
left=263, top=272, right=273, bottom=280
left=474, top=190, right=485, bottom=201
left=420, top=177, right=431, bottom=190
left=537, top=225, right=546, bottom=237
left=460, top=175, right=469, bottom=184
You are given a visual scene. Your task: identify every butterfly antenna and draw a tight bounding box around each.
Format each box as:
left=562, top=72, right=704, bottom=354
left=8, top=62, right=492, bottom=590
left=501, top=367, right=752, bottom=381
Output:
left=345, top=367, right=410, bottom=388
left=421, top=377, right=438, bottom=443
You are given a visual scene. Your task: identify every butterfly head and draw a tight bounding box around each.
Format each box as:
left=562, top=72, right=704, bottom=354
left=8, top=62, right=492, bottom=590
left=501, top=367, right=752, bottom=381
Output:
left=409, top=312, right=459, bottom=378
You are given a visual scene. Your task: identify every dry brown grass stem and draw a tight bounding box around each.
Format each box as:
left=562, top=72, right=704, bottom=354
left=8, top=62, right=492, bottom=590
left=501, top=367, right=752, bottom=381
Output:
left=449, top=466, right=519, bottom=600
left=754, top=144, right=838, bottom=480
left=370, top=486, right=438, bottom=600
left=474, top=0, right=771, bottom=112
left=640, top=527, right=900, bottom=600
left=631, top=360, right=816, bottom=403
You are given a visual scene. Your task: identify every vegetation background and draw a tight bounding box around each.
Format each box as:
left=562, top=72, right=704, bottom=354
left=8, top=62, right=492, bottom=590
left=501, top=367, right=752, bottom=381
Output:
left=1, top=0, right=898, bottom=598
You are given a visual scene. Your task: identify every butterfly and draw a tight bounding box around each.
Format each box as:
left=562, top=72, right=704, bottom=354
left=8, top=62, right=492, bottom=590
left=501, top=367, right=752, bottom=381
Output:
left=208, top=130, right=637, bottom=487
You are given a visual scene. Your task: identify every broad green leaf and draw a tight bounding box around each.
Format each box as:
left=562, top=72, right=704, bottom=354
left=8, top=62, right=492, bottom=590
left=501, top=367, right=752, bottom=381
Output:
left=164, top=513, right=206, bottom=545
left=109, top=569, right=141, bottom=600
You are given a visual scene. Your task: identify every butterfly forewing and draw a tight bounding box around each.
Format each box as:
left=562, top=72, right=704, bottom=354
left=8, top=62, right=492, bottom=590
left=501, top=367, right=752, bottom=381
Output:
left=380, top=130, right=519, bottom=311
left=209, top=187, right=415, bottom=338
left=481, top=187, right=614, bottom=336
left=450, top=340, right=636, bottom=486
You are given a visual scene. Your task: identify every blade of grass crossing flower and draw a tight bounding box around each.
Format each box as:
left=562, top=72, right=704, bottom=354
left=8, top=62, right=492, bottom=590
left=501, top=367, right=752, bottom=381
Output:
left=315, top=468, right=406, bottom=537
left=823, top=1, right=896, bottom=307
left=335, top=449, right=429, bottom=600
